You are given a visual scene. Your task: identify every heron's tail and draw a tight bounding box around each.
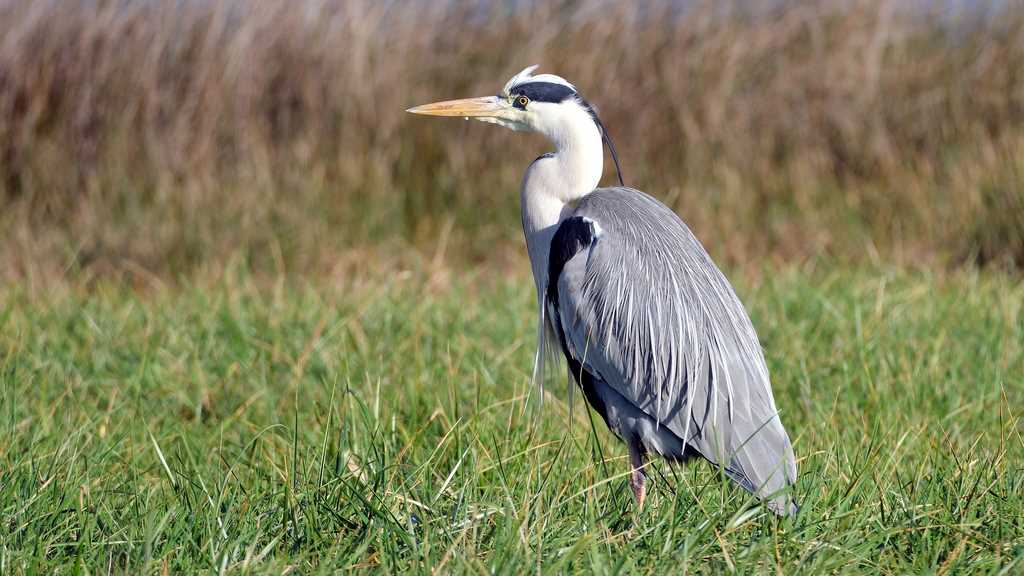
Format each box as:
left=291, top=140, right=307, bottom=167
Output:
left=726, top=422, right=799, bottom=517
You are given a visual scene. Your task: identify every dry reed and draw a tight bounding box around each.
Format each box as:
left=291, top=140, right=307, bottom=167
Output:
left=1, top=0, right=1022, bottom=287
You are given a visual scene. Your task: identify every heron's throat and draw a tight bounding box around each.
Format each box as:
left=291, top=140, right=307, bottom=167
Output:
left=520, top=109, right=604, bottom=295
left=520, top=112, right=604, bottom=237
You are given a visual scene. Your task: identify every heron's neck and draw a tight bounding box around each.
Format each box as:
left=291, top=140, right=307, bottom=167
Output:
left=520, top=109, right=604, bottom=291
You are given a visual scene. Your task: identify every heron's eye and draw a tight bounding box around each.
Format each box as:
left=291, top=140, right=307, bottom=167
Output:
left=516, top=95, right=530, bottom=108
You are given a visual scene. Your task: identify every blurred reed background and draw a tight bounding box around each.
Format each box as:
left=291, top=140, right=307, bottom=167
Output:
left=1, top=0, right=1022, bottom=288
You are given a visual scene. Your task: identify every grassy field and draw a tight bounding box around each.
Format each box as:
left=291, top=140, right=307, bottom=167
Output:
left=1, top=268, right=1021, bottom=573
left=2, top=2, right=1022, bottom=573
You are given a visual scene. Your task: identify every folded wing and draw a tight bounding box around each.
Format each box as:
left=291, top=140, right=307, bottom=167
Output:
left=551, top=187, right=798, bottom=514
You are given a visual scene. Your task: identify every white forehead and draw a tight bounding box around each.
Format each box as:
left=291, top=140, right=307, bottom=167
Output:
left=501, top=65, right=576, bottom=97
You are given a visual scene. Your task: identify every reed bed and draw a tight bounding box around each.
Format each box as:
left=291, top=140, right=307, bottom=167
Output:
left=1, top=0, right=1022, bottom=286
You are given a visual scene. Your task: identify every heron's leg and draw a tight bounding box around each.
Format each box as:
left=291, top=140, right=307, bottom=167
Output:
left=628, top=440, right=647, bottom=509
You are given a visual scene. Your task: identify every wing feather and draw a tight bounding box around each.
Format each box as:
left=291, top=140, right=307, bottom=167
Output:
left=554, top=187, right=798, bottom=514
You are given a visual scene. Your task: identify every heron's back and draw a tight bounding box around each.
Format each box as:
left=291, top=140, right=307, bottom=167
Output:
left=556, top=187, right=797, bottom=512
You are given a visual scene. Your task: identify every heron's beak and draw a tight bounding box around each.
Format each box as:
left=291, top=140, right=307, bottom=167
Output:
left=406, top=96, right=505, bottom=118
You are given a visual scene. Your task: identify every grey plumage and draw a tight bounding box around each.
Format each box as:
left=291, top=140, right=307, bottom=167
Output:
left=408, top=65, right=798, bottom=516
left=548, top=188, right=798, bottom=515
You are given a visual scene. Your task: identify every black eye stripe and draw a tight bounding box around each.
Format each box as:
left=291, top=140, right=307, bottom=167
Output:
left=509, top=81, right=576, bottom=104
left=504, top=77, right=625, bottom=186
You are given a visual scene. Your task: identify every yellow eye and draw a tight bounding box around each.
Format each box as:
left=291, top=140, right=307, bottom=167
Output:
left=517, top=95, right=530, bottom=107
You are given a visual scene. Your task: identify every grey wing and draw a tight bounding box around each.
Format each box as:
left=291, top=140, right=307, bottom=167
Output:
left=553, top=188, right=798, bottom=515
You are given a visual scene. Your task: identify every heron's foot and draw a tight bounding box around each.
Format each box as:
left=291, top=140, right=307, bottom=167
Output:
left=630, top=467, right=646, bottom=509
left=628, top=441, right=648, bottom=510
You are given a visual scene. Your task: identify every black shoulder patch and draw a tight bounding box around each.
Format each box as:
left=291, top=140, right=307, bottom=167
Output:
left=510, top=81, right=576, bottom=104
left=545, top=216, right=609, bottom=418
left=546, top=217, right=598, bottom=305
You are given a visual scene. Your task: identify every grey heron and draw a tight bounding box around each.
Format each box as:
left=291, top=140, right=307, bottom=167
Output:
left=408, top=66, right=798, bottom=515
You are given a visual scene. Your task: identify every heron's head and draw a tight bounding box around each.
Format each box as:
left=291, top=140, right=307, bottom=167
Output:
left=407, top=65, right=623, bottom=184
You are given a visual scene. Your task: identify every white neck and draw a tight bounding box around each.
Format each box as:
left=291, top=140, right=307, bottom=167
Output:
left=519, top=101, right=604, bottom=292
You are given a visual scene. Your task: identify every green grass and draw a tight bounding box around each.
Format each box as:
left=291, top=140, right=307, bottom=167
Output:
left=1, top=269, right=1022, bottom=573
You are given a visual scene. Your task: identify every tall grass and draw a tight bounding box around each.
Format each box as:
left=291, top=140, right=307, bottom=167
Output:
left=1, top=269, right=1022, bottom=571
left=1, top=0, right=1022, bottom=286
